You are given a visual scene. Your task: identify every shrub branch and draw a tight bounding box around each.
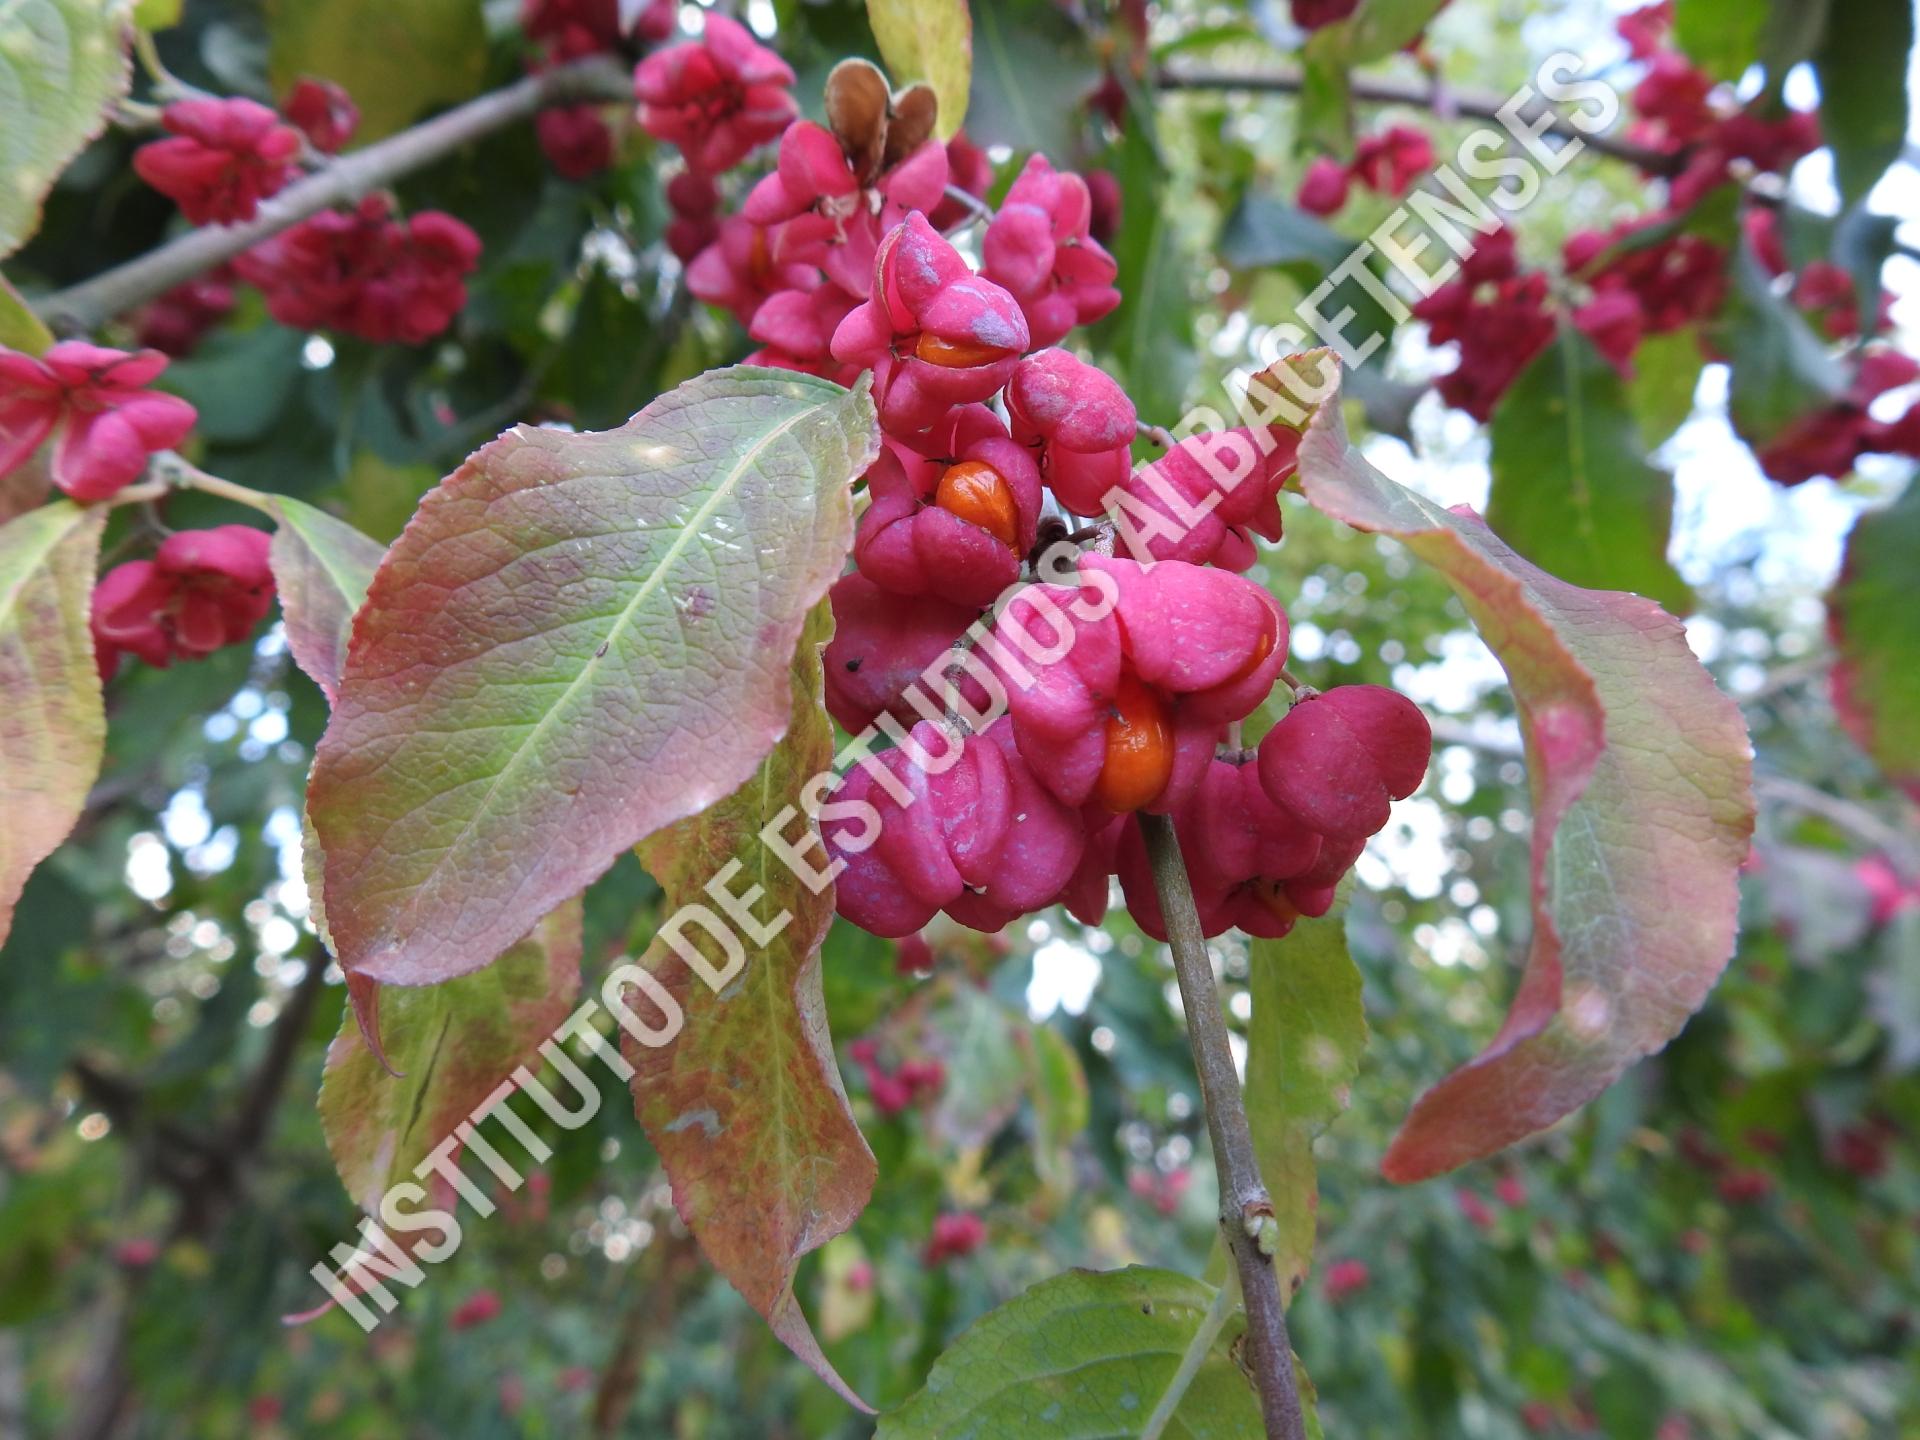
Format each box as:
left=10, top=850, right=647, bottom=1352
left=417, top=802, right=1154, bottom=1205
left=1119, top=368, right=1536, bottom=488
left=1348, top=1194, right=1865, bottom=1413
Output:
left=34, top=56, right=634, bottom=333
left=1140, top=811, right=1307, bottom=1440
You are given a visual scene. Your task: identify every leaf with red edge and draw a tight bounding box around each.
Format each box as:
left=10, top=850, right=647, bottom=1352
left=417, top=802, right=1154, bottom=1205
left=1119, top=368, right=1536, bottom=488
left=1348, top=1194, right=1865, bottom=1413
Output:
left=0, top=501, right=106, bottom=950
left=623, top=602, right=876, bottom=1411
left=1829, top=481, right=1920, bottom=803
left=318, top=898, right=582, bottom=1214
left=268, top=496, right=384, bottom=704
left=1292, top=361, right=1754, bottom=1181
left=267, top=496, right=388, bottom=1057
left=306, top=368, right=878, bottom=988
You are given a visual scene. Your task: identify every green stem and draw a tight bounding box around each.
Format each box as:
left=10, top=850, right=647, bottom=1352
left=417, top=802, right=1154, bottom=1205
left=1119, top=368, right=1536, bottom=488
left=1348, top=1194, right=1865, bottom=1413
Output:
left=166, top=457, right=277, bottom=515
left=1140, top=1270, right=1241, bottom=1440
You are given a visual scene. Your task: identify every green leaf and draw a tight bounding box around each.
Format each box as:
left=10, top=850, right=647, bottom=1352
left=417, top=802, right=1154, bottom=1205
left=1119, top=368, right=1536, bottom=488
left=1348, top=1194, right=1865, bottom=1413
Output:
left=1220, top=193, right=1354, bottom=273
left=1814, top=0, right=1913, bottom=208
left=0, top=501, right=106, bottom=949
left=266, top=0, right=485, bottom=143
left=268, top=494, right=386, bottom=1054
left=867, top=0, right=971, bottom=139
left=1488, top=328, right=1691, bottom=614
left=1294, top=362, right=1754, bottom=1180
left=340, top=449, right=440, bottom=544
left=878, top=1267, right=1261, bottom=1437
left=921, top=983, right=1028, bottom=1150
left=1341, top=0, right=1448, bottom=61
left=1714, top=243, right=1847, bottom=449
left=1829, top=204, right=1899, bottom=342
left=267, top=497, right=384, bottom=704
left=131, top=0, right=179, bottom=29
left=0, top=0, right=134, bottom=257
left=160, top=325, right=305, bottom=447
left=966, top=0, right=1096, bottom=163
left=1297, top=27, right=1353, bottom=153
left=318, top=898, right=582, bottom=1212
left=624, top=602, right=876, bottom=1411
left=1220, top=191, right=1404, bottom=375
left=1757, top=0, right=1832, bottom=80
left=1622, top=326, right=1705, bottom=449
left=1673, top=0, right=1767, bottom=81
left=1828, top=481, right=1920, bottom=804
left=1247, top=902, right=1367, bottom=1305
left=1025, top=1019, right=1089, bottom=1197
left=1295, top=0, right=1448, bottom=152
left=1092, top=121, right=1196, bottom=425
left=0, top=269, right=53, bottom=354
left=307, top=367, right=878, bottom=986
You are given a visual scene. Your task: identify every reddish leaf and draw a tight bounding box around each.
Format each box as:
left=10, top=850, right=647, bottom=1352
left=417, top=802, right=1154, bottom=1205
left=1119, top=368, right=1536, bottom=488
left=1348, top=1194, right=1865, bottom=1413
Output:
left=268, top=497, right=389, bottom=1057
left=343, top=970, right=392, bottom=1076
left=1294, top=365, right=1754, bottom=1181
left=268, top=496, right=384, bottom=704
left=624, top=603, right=876, bottom=1409
left=0, top=502, right=106, bottom=949
left=1828, top=482, right=1920, bottom=803
left=306, top=368, right=878, bottom=986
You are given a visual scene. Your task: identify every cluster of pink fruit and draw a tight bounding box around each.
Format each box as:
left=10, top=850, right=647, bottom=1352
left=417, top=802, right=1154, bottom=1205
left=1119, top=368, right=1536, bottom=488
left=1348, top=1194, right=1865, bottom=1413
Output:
left=615, top=24, right=1433, bottom=944
left=1298, top=0, right=1920, bottom=486
left=520, top=0, right=671, bottom=179
left=846, top=1036, right=946, bottom=1117
left=0, top=341, right=268, bottom=675
left=1297, top=124, right=1435, bottom=217
left=129, top=77, right=482, bottom=349
left=632, top=13, right=1117, bottom=384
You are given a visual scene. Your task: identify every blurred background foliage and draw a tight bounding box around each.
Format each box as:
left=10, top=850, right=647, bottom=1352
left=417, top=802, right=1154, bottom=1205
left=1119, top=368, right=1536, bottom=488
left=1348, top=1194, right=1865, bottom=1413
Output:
left=2, top=0, right=1916, bottom=1436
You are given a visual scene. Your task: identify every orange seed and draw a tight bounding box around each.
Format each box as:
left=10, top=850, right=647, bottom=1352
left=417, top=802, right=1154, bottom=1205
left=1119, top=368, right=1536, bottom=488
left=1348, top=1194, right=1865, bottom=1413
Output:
left=934, top=461, right=1021, bottom=549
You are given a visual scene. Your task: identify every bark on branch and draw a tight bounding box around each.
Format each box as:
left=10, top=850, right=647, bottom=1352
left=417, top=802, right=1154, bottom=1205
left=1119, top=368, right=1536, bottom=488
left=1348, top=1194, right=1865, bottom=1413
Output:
left=34, top=56, right=634, bottom=333
left=1139, top=812, right=1306, bottom=1440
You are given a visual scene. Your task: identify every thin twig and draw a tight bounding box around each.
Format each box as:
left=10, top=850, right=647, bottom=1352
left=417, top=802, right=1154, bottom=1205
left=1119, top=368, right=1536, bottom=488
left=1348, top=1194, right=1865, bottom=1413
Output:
left=1156, top=60, right=1920, bottom=263
left=133, top=29, right=193, bottom=101
left=940, top=183, right=995, bottom=225
left=61, top=957, right=330, bottom=1440
left=105, top=480, right=169, bottom=509
left=161, top=454, right=276, bottom=514
left=1428, top=715, right=1920, bottom=882
left=34, top=56, right=634, bottom=332
left=1756, top=774, right=1920, bottom=884
left=1139, top=813, right=1306, bottom=1440
left=1155, top=62, right=1681, bottom=175
left=224, top=956, right=329, bottom=1159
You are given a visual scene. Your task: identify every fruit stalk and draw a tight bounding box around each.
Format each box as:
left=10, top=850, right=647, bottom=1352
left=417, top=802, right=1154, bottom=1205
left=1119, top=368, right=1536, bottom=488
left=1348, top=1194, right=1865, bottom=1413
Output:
left=1139, top=811, right=1307, bottom=1440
